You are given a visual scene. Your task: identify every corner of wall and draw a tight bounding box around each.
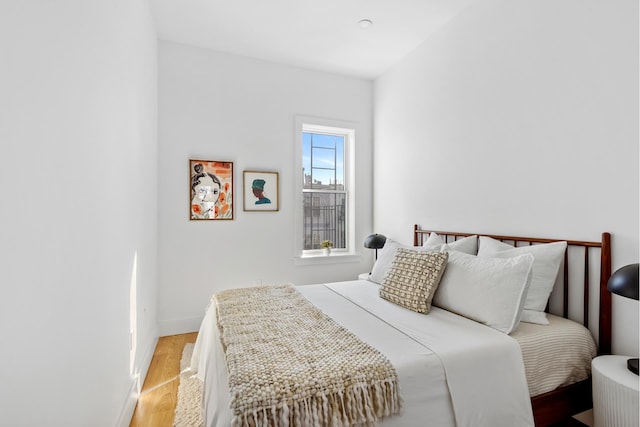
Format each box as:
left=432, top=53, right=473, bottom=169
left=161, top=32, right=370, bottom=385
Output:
left=158, top=316, right=203, bottom=337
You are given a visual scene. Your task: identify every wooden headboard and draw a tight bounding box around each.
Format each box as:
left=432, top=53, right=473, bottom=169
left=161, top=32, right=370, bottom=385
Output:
left=413, top=225, right=612, bottom=355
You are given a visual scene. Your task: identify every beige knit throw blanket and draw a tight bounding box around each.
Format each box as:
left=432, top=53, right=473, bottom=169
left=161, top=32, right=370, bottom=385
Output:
left=215, top=284, right=401, bottom=427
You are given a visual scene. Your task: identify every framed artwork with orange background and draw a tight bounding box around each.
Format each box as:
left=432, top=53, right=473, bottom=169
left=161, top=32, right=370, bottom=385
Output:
left=189, top=159, right=234, bottom=220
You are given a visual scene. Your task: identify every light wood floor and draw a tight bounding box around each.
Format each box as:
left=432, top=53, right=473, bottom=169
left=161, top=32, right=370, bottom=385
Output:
left=129, top=332, right=198, bottom=427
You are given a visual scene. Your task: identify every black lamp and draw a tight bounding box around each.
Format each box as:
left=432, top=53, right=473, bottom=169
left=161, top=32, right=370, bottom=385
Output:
left=364, top=233, right=387, bottom=260
left=607, top=263, right=639, bottom=375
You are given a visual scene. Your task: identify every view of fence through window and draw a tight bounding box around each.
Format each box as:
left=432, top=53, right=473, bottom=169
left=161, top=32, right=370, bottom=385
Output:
left=302, top=131, right=346, bottom=250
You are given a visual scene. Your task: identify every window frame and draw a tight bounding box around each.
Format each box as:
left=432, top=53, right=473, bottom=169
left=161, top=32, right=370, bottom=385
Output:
left=294, top=116, right=357, bottom=262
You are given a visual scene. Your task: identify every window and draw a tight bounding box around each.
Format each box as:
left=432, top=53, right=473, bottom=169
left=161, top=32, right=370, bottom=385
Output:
left=295, top=117, right=355, bottom=258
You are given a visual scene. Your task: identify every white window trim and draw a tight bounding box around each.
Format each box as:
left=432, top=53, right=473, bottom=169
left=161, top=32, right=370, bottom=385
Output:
left=294, top=116, right=358, bottom=264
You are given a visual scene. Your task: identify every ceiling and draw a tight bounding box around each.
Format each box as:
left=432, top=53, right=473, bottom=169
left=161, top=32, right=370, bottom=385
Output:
left=150, top=0, right=476, bottom=80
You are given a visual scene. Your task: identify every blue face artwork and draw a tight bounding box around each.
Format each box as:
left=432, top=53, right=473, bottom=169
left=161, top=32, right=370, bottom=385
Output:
left=252, top=179, right=271, bottom=204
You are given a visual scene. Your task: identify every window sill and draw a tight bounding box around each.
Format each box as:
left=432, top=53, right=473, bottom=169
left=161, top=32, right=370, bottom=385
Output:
left=294, top=253, right=362, bottom=266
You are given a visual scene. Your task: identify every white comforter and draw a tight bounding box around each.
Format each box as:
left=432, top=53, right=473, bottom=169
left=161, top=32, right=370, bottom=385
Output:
left=191, top=280, right=534, bottom=427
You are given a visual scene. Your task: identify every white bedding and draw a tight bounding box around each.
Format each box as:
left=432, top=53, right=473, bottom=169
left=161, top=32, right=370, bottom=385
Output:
left=191, top=280, right=535, bottom=427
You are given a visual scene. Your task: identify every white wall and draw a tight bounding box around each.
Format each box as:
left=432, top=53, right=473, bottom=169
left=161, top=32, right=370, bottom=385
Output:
left=374, top=0, right=639, bottom=356
left=0, top=1, right=158, bottom=426
left=157, top=41, right=374, bottom=335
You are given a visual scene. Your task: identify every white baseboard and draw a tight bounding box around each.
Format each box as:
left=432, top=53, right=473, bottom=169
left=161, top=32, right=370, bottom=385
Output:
left=116, top=319, right=200, bottom=424
left=116, top=380, right=139, bottom=427
left=116, top=336, right=159, bottom=427
left=158, top=316, right=202, bottom=337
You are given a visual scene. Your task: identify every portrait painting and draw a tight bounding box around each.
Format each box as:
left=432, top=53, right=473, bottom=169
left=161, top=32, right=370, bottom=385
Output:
left=243, top=170, right=279, bottom=212
left=189, top=159, right=234, bottom=220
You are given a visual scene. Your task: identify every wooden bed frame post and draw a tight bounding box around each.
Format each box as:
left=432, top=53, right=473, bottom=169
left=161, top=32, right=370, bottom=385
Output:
left=598, top=232, right=612, bottom=355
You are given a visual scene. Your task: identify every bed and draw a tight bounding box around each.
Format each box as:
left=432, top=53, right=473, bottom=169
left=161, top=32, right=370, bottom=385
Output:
left=191, top=225, right=612, bottom=427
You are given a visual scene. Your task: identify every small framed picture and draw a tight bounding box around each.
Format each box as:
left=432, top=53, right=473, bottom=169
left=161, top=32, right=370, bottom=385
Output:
left=189, top=159, right=234, bottom=220
left=243, top=170, right=279, bottom=212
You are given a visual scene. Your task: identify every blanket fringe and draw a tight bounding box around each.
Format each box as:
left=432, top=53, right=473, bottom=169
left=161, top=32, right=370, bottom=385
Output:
left=231, top=379, right=400, bottom=427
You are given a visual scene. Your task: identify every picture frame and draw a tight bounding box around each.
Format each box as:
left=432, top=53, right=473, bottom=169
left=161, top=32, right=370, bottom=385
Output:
left=189, top=159, right=234, bottom=220
left=243, top=170, right=279, bottom=212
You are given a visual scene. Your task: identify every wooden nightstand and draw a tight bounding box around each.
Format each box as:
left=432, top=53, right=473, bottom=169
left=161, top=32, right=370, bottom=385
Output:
left=592, top=355, right=639, bottom=427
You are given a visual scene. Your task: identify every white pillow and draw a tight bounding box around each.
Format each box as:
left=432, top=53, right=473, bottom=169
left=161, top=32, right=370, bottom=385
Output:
left=477, top=236, right=567, bottom=325
left=423, top=232, right=478, bottom=255
left=433, top=251, right=534, bottom=334
left=370, top=238, right=428, bottom=284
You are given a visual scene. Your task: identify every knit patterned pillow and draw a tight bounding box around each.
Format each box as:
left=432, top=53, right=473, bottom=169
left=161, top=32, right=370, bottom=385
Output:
left=379, top=248, right=449, bottom=314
